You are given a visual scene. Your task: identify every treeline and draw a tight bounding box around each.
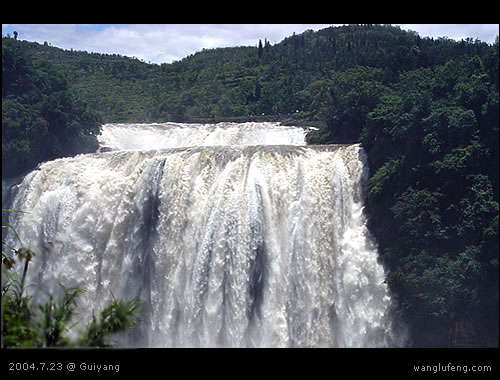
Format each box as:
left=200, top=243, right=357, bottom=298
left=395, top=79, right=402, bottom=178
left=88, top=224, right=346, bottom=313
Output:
left=153, top=24, right=495, bottom=122
left=5, top=25, right=494, bottom=127
left=2, top=38, right=101, bottom=177
left=2, top=24, right=499, bottom=346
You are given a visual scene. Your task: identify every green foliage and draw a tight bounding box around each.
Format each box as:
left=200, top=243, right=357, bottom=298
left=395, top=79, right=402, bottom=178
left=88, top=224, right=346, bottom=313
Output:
left=81, top=298, right=141, bottom=347
left=2, top=237, right=40, bottom=347
left=366, top=158, right=402, bottom=198
left=4, top=25, right=493, bottom=139
left=2, top=38, right=100, bottom=178
left=358, top=50, right=499, bottom=346
left=2, top=294, right=39, bottom=347
left=38, top=284, right=82, bottom=347
left=2, top=210, right=141, bottom=348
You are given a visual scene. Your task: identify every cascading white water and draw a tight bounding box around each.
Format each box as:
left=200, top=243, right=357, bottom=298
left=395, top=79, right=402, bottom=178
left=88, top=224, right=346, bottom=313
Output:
left=4, top=122, right=405, bottom=347
left=97, top=122, right=307, bottom=151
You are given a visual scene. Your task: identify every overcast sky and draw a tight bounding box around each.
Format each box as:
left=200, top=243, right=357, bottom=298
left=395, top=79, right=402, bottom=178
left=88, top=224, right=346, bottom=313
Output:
left=2, top=24, right=498, bottom=64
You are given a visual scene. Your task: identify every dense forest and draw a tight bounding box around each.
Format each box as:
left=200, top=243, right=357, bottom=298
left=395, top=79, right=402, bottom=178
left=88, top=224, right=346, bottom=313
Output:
left=2, top=24, right=499, bottom=347
left=2, top=38, right=101, bottom=178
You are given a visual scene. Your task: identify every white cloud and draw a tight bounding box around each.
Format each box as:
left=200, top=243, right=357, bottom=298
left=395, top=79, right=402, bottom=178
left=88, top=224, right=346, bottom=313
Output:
left=398, top=24, right=499, bottom=43
left=2, top=24, right=332, bottom=63
left=2, top=24, right=498, bottom=64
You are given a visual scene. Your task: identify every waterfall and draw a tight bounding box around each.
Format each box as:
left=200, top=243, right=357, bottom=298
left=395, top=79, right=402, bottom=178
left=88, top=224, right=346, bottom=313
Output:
left=4, top=122, right=405, bottom=347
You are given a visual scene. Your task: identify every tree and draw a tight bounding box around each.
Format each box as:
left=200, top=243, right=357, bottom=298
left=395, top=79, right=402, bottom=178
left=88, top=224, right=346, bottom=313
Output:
left=361, top=55, right=499, bottom=346
left=258, top=39, right=263, bottom=59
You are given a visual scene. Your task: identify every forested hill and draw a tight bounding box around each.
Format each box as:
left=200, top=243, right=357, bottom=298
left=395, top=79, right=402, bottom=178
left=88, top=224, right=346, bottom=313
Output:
left=3, top=25, right=497, bottom=126
left=2, top=24, right=499, bottom=347
left=3, top=25, right=497, bottom=174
